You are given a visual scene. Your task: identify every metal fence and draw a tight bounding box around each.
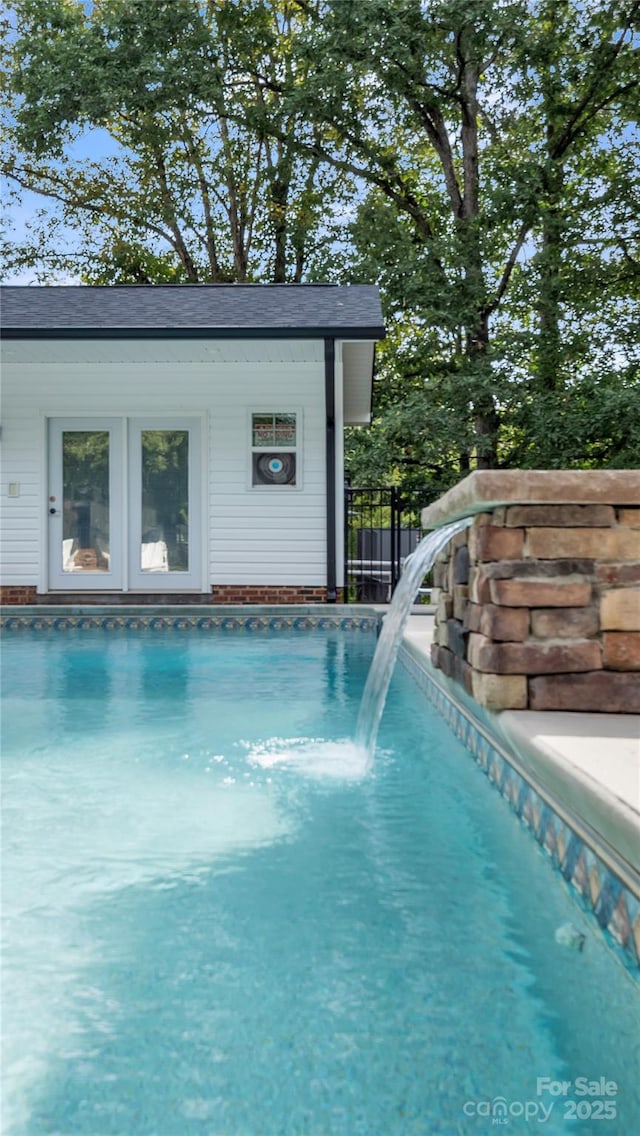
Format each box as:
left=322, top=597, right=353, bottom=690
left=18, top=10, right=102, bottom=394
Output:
left=343, top=487, right=425, bottom=603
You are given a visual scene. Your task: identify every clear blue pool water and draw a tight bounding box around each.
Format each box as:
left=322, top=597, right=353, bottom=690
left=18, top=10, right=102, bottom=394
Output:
left=1, top=628, right=638, bottom=1136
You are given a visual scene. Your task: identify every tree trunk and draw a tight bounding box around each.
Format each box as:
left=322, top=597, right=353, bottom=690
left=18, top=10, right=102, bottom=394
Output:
left=537, top=159, right=564, bottom=392
left=458, top=25, right=499, bottom=468
left=270, top=174, right=288, bottom=283
left=536, top=6, right=567, bottom=394
left=468, top=313, right=499, bottom=469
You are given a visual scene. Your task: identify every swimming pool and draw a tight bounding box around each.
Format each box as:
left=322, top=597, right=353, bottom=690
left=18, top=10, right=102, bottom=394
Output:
left=2, top=624, right=639, bottom=1135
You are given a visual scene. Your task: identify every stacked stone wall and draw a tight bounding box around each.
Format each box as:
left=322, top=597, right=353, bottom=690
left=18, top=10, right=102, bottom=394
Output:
left=430, top=504, right=640, bottom=711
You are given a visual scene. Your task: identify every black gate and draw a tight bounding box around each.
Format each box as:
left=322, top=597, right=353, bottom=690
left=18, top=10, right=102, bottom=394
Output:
left=344, top=487, right=424, bottom=603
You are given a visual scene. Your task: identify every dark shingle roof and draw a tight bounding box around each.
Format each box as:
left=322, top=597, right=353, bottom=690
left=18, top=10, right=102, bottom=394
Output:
left=0, top=284, right=385, bottom=339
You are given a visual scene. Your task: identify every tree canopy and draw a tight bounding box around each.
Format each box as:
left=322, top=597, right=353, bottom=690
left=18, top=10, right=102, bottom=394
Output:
left=2, top=0, right=639, bottom=496
left=3, top=0, right=349, bottom=282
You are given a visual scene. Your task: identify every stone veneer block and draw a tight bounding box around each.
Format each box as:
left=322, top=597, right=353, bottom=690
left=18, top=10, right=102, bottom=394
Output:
left=434, top=644, right=455, bottom=677
left=421, top=469, right=640, bottom=530
left=618, top=508, right=640, bottom=528
left=484, top=558, right=595, bottom=580
left=433, top=644, right=472, bottom=691
left=432, top=561, right=448, bottom=588
left=479, top=604, right=530, bottom=642
left=504, top=504, right=616, bottom=527
left=466, top=599, right=536, bottom=645
left=469, top=524, right=525, bottom=562
left=448, top=651, right=473, bottom=692
left=600, top=588, right=640, bottom=630
left=530, top=607, right=599, bottom=639
left=526, top=527, right=640, bottom=561
left=489, top=578, right=592, bottom=608
left=463, top=603, right=483, bottom=633
left=467, top=633, right=602, bottom=675
left=603, top=632, right=640, bottom=670
left=471, top=671, right=527, bottom=710
left=447, top=619, right=466, bottom=658
left=453, top=545, right=470, bottom=584
left=453, top=584, right=469, bottom=621
left=435, top=620, right=450, bottom=648
left=530, top=672, right=640, bottom=713
left=595, top=563, right=640, bottom=586
left=451, top=529, right=469, bottom=550
left=437, top=596, right=454, bottom=622
left=469, top=567, right=493, bottom=604
left=475, top=506, right=507, bottom=526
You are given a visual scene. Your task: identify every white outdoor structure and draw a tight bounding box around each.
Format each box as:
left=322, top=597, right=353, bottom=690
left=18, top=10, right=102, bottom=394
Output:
left=0, top=285, right=384, bottom=602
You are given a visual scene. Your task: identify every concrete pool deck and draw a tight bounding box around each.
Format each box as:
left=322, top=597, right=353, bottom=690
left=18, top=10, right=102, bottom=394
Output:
left=402, top=606, right=640, bottom=888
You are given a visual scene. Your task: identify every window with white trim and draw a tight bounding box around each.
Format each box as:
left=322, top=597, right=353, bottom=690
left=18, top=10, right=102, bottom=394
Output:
left=250, top=411, right=300, bottom=487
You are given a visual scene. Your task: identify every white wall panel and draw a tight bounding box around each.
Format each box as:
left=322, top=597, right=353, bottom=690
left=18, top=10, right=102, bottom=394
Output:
left=0, top=338, right=330, bottom=589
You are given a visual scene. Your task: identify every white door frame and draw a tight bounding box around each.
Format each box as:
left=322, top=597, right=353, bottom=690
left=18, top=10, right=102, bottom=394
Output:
left=47, top=416, right=205, bottom=592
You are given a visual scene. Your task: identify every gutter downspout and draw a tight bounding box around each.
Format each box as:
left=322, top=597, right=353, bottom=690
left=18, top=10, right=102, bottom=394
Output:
left=324, top=337, right=337, bottom=602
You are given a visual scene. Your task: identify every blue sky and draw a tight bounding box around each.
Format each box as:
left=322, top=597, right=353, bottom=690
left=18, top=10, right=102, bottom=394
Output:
left=2, top=126, right=122, bottom=284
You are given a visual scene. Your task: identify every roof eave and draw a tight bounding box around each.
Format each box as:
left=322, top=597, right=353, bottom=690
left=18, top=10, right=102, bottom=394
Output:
left=0, top=324, right=387, bottom=341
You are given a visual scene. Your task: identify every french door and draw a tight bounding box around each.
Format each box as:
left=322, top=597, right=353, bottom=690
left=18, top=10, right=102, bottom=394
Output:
left=48, top=418, right=202, bottom=591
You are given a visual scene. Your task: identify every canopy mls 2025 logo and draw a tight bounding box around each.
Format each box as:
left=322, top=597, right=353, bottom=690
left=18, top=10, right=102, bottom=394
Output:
left=463, top=1077, right=619, bottom=1125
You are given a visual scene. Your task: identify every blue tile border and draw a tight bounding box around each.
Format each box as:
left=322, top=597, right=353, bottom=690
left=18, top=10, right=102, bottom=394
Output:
left=0, top=612, right=379, bottom=633
left=399, top=644, right=640, bottom=978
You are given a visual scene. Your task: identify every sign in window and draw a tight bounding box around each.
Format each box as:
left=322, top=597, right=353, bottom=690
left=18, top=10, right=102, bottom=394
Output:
left=251, top=412, right=299, bottom=487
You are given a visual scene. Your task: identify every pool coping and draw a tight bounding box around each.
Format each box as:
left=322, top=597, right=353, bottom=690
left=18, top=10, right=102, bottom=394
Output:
left=0, top=603, right=373, bottom=617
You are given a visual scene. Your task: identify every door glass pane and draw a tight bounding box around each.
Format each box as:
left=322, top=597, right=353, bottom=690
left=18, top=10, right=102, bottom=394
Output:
left=62, top=431, right=110, bottom=573
left=140, top=430, right=189, bottom=573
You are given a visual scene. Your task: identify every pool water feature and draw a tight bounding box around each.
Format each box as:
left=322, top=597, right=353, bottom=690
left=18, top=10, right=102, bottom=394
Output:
left=2, top=627, right=638, bottom=1135
left=357, top=516, right=471, bottom=757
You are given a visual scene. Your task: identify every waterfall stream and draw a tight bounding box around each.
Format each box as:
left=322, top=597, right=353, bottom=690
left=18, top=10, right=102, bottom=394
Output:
left=356, top=516, right=472, bottom=759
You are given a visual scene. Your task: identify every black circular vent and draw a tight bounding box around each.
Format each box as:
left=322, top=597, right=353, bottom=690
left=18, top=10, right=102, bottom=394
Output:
left=253, top=452, right=296, bottom=485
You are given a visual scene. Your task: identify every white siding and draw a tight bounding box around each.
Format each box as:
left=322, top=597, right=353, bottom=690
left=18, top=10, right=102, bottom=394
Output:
left=0, top=338, right=334, bottom=589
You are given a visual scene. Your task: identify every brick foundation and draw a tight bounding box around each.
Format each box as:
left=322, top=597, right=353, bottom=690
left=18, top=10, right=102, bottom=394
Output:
left=211, top=585, right=333, bottom=604
left=423, top=483, right=640, bottom=713
left=0, top=585, right=338, bottom=606
left=0, top=586, right=38, bottom=605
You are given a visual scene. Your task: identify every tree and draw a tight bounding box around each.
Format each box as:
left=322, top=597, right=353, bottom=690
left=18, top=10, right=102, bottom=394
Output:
left=1, top=0, right=346, bottom=283
left=269, top=0, right=639, bottom=479
left=3, top=0, right=638, bottom=489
